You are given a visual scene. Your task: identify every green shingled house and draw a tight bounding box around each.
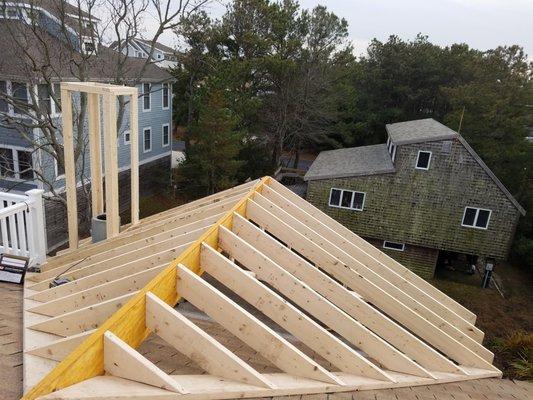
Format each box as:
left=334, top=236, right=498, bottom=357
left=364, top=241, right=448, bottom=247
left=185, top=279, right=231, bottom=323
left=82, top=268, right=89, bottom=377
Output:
left=304, top=118, right=526, bottom=278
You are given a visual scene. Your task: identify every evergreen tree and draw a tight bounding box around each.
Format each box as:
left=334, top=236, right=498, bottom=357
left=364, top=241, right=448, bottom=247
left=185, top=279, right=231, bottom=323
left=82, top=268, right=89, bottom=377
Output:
left=177, top=89, right=244, bottom=198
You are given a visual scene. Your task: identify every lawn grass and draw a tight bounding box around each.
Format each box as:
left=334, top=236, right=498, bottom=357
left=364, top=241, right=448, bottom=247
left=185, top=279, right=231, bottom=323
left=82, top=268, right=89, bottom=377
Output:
left=431, top=261, right=533, bottom=378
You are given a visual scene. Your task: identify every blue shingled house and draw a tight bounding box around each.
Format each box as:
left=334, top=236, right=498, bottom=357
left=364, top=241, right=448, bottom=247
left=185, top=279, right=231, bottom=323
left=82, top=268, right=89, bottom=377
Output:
left=0, top=0, right=174, bottom=249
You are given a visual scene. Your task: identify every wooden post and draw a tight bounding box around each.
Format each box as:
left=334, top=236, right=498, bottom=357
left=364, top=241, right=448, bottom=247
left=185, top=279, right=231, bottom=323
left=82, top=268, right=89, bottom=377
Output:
left=129, top=92, right=139, bottom=225
left=88, top=93, right=103, bottom=217
left=61, top=88, right=78, bottom=249
left=103, top=93, right=120, bottom=238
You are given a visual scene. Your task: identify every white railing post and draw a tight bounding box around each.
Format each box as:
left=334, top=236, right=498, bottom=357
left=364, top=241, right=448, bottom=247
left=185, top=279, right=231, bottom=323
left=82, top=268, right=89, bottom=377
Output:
left=25, top=189, right=47, bottom=265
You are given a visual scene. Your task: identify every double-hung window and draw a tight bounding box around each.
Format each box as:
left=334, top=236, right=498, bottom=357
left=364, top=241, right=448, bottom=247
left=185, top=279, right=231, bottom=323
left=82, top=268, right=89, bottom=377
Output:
left=143, top=127, right=152, bottom=152
left=462, top=207, right=491, bottom=230
left=162, top=124, right=170, bottom=147
left=12, top=82, right=29, bottom=115
left=123, top=130, right=131, bottom=145
left=142, top=83, right=151, bottom=111
left=162, top=83, right=170, bottom=110
left=416, top=150, right=432, bottom=170
left=329, top=188, right=365, bottom=211
left=0, top=147, right=34, bottom=180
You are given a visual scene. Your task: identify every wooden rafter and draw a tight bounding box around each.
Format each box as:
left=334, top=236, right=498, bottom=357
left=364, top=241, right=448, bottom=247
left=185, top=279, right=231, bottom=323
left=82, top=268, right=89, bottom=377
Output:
left=22, top=176, right=501, bottom=400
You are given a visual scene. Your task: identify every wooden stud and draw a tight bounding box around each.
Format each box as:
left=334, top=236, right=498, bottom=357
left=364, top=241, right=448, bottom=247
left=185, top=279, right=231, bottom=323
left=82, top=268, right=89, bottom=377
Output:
left=176, top=263, right=344, bottom=385
left=102, top=93, right=120, bottom=238
left=145, top=292, right=275, bottom=388
left=103, top=331, right=186, bottom=393
left=60, top=87, right=78, bottom=250
left=87, top=93, right=103, bottom=217
left=129, top=92, right=139, bottom=225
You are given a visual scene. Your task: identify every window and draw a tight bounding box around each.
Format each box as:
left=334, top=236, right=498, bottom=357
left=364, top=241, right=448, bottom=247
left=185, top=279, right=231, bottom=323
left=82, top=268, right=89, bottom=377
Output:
left=462, top=207, right=491, bottom=230
left=383, top=241, right=405, bottom=251
left=162, top=124, right=170, bottom=147
left=415, top=150, right=432, bottom=170
left=38, top=84, right=52, bottom=114
left=0, top=81, right=7, bottom=113
left=17, top=150, right=34, bottom=180
left=83, top=41, right=95, bottom=53
left=0, top=148, right=14, bottom=178
left=142, top=83, right=150, bottom=111
left=143, top=127, right=152, bottom=152
left=0, top=147, right=34, bottom=180
left=123, top=130, right=131, bottom=144
left=328, top=188, right=365, bottom=211
left=37, top=83, right=61, bottom=116
left=12, top=82, right=28, bottom=115
left=162, top=83, right=169, bottom=110
left=387, top=137, right=397, bottom=162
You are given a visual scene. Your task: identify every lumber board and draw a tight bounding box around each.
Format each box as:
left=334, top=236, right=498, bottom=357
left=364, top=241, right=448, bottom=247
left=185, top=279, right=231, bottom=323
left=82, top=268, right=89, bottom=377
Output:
left=267, top=179, right=476, bottom=324
left=129, top=91, right=139, bottom=225
left=252, top=193, right=493, bottom=363
left=176, top=263, right=343, bottom=385
left=87, top=93, right=103, bottom=218
left=102, top=93, right=120, bottom=238
left=28, top=292, right=137, bottom=337
left=26, top=331, right=94, bottom=362
left=103, top=331, right=185, bottom=393
left=60, top=87, right=78, bottom=249
left=145, top=292, right=275, bottom=388
left=230, top=214, right=463, bottom=375
left=29, top=243, right=192, bottom=303
left=29, top=226, right=209, bottom=291
left=218, top=225, right=434, bottom=378
left=40, top=367, right=502, bottom=400
left=261, top=184, right=484, bottom=343
left=200, top=244, right=394, bottom=382
left=246, top=198, right=497, bottom=372
left=29, top=265, right=164, bottom=317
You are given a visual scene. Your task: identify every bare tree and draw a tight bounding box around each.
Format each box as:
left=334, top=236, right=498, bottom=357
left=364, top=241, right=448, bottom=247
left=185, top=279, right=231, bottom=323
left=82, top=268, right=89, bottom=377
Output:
left=0, top=0, right=207, bottom=226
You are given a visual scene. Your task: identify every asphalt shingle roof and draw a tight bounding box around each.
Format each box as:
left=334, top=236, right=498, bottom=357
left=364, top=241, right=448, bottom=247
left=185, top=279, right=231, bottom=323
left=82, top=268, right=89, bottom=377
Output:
left=386, top=118, right=458, bottom=144
left=304, top=143, right=395, bottom=181
left=0, top=21, right=172, bottom=82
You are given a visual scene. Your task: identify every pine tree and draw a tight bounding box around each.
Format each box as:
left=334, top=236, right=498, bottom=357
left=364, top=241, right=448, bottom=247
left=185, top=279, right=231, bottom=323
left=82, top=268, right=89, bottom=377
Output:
left=178, top=90, right=244, bottom=198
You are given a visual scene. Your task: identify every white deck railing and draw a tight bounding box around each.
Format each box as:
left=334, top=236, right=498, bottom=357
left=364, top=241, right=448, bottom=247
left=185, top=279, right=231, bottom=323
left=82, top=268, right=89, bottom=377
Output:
left=0, top=189, right=47, bottom=266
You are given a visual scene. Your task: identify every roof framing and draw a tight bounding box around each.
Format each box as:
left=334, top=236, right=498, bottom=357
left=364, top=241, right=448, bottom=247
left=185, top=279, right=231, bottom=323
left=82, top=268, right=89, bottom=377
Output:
left=22, top=177, right=500, bottom=400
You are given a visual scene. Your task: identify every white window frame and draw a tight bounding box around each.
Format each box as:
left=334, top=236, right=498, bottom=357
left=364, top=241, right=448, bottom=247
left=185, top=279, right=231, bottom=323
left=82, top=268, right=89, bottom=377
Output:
left=328, top=187, right=366, bottom=211
left=142, top=83, right=151, bottom=112
left=383, top=241, right=405, bottom=251
left=161, top=83, right=170, bottom=110
left=415, top=150, right=432, bottom=170
left=11, top=81, right=31, bottom=118
left=0, top=146, right=35, bottom=182
left=143, top=127, right=152, bottom=153
left=391, top=144, right=397, bottom=162
left=54, top=157, right=65, bottom=181
left=161, top=123, right=170, bottom=147
left=461, top=207, right=492, bottom=230
left=123, top=130, right=131, bottom=145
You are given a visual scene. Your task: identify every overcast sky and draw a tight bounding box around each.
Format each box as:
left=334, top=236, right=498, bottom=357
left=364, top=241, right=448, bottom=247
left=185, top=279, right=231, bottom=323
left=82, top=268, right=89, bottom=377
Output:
left=155, top=0, right=532, bottom=58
